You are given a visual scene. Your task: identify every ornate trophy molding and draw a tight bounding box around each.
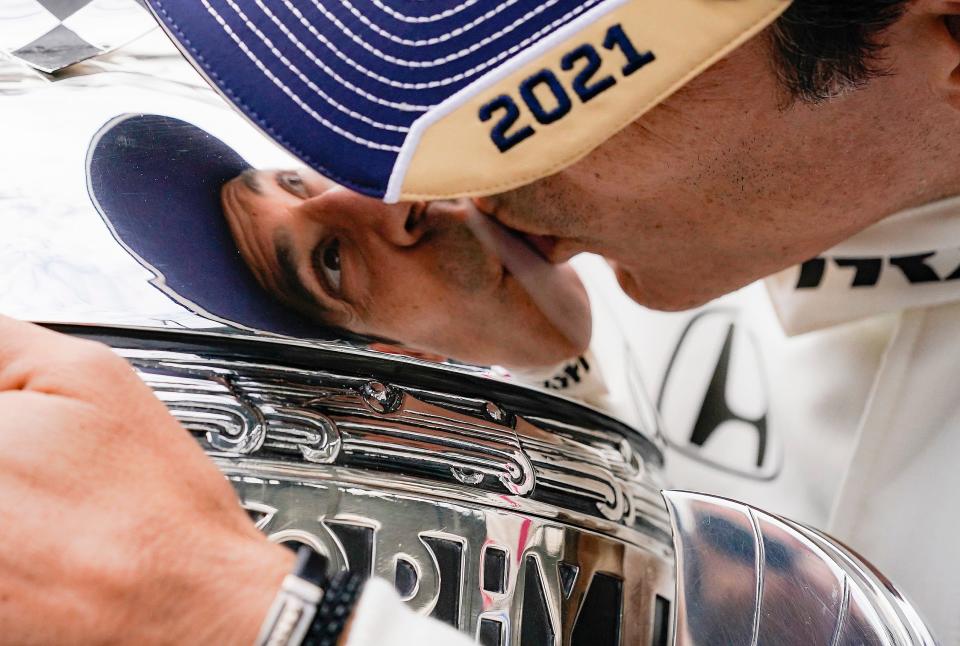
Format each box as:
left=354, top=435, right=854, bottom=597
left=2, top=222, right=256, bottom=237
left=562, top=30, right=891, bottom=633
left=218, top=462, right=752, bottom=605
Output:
left=121, top=346, right=670, bottom=539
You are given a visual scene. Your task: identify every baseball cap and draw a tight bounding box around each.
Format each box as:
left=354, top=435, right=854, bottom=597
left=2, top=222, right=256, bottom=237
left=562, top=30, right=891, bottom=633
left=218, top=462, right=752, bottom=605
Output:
left=146, top=0, right=790, bottom=202
left=86, top=112, right=321, bottom=337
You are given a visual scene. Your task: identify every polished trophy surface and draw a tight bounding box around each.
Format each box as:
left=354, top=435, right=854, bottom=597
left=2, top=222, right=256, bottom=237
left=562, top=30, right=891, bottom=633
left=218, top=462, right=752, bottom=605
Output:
left=0, top=40, right=938, bottom=646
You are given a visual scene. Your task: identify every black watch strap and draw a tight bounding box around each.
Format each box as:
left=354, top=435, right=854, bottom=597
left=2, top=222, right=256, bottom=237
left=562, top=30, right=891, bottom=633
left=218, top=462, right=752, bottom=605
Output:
left=302, top=569, right=366, bottom=646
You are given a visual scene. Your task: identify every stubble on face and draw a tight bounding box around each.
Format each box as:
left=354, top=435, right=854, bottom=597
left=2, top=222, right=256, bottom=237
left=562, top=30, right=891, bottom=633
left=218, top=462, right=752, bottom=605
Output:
left=475, top=28, right=957, bottom=312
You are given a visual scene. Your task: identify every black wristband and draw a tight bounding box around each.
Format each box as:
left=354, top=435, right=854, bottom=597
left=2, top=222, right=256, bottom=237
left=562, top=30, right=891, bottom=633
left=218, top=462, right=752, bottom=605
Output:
left=302, top=569, right=365, bottom=646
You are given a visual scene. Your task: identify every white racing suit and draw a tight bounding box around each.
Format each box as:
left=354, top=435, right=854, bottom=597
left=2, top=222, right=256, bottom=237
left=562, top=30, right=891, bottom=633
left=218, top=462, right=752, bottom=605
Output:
left=583, top=196, right=960, bottom=645
left=345, top=580, right=475, bottom=646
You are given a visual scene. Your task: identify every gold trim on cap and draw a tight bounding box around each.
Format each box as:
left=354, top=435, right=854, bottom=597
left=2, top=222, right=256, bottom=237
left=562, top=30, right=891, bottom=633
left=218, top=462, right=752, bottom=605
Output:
left=393, top=0, right=790, bottom=201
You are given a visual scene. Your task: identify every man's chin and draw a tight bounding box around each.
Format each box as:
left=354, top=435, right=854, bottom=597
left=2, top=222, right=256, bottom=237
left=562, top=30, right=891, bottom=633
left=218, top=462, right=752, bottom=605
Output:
left=611, top=263, right=720, bottom=312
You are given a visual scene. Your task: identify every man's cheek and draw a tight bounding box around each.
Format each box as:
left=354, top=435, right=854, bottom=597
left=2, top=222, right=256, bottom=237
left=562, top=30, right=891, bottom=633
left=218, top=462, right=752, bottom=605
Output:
left=472, top=190, right=555, bottom=236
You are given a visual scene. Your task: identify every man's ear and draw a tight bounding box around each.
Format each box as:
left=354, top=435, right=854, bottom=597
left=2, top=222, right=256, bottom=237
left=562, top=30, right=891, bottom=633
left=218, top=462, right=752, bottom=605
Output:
left=914, top=0, right=960, bottom=110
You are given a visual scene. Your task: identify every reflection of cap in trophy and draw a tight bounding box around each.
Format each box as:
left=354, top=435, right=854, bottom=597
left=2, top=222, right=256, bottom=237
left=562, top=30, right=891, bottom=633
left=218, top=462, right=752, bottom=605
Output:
left=146, top=0, right=791, bottom=201
left=86, top=113, right=319, bottom=337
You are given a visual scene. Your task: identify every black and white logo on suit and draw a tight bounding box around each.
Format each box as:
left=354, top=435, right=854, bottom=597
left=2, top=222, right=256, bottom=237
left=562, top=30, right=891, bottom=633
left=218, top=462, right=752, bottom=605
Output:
left=657, top=309, right=781, bottom=480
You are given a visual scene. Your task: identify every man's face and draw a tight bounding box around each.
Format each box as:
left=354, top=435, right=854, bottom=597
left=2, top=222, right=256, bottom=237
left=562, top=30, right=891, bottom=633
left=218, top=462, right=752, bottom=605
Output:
left=479, top=22, right=949, bottom=310
left=221, top=168, right=590, bottom=369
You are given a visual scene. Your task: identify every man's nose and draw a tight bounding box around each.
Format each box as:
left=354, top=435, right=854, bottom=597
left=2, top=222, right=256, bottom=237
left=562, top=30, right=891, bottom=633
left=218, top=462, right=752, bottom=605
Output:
left=298, top=188, right=428, bottom=247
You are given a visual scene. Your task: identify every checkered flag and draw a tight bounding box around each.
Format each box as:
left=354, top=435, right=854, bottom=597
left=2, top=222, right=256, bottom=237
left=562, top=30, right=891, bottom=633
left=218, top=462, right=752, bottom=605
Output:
left=0, top=0, right=156, bottom=73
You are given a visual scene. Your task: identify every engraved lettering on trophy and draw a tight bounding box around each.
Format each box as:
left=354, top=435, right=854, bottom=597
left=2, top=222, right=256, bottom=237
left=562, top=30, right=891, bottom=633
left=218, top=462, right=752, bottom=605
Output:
left=228, top=472, right=671, bottom=646
left=394, top=557, right=421, bottom=600
left=234, top=481, right=352, bottom=572
left=374, top=524, right=443, bottom=617
left=422, top=534, right=466, bottom=627
left=519, top=554, right=559, bottom=646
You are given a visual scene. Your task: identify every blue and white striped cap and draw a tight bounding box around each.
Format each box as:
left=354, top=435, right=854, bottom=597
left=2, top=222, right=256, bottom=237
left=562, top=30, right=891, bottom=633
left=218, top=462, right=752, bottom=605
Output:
left=148, top=0, right=789, bottom=202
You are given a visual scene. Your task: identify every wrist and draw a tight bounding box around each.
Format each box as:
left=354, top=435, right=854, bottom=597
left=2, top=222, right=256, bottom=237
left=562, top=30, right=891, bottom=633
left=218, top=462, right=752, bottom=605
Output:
left=216, top=538, right=298, bottom=645
left=139, top=531, right=295, bottom=645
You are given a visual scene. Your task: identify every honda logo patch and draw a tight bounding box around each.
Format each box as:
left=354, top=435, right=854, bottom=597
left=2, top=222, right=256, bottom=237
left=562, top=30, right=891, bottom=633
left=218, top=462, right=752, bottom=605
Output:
left=657, top=309, right=781, bottom=480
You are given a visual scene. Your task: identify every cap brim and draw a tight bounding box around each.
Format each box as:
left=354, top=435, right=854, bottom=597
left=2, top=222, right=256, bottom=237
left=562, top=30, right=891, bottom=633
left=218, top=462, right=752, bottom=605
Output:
left=147, top=0, right=789, bottom=202
left=86, top=113, right=320, bottom=337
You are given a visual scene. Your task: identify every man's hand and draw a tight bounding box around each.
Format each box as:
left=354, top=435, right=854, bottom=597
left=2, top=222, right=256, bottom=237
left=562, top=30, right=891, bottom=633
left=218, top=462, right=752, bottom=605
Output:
left=0, top=316, right=294, bottom=644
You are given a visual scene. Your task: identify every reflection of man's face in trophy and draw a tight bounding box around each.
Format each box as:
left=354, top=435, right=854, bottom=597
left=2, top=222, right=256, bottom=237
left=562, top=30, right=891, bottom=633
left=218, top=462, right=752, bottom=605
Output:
left=221, top=167, right=589, bottom=369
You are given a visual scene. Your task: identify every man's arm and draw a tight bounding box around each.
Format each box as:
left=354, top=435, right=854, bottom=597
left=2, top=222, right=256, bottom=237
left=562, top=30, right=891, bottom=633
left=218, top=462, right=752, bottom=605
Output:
left=0, top=316, right=471, bottom=646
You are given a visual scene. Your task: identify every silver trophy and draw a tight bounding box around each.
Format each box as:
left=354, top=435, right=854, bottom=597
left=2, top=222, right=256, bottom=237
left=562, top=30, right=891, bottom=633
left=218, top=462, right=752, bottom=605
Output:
left=0, top=62, right=937, bottom=645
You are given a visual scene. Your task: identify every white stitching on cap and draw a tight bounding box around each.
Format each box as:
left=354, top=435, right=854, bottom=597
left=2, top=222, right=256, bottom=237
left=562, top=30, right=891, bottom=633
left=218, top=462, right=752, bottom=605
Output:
left=368, top=0, right=479, bottom=24
left=311, top=0, right=564, bottom=66
left=234, top=0, right=410, bottom=132
left=282, top=0, right=602, bottom=89
left=155, top=0, right=380, bottom=190
left=243, top=0, right=429, bottom=111
left=336, top=0, right=519, bottom=47
left=203, top=0, right=402, bottom=152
